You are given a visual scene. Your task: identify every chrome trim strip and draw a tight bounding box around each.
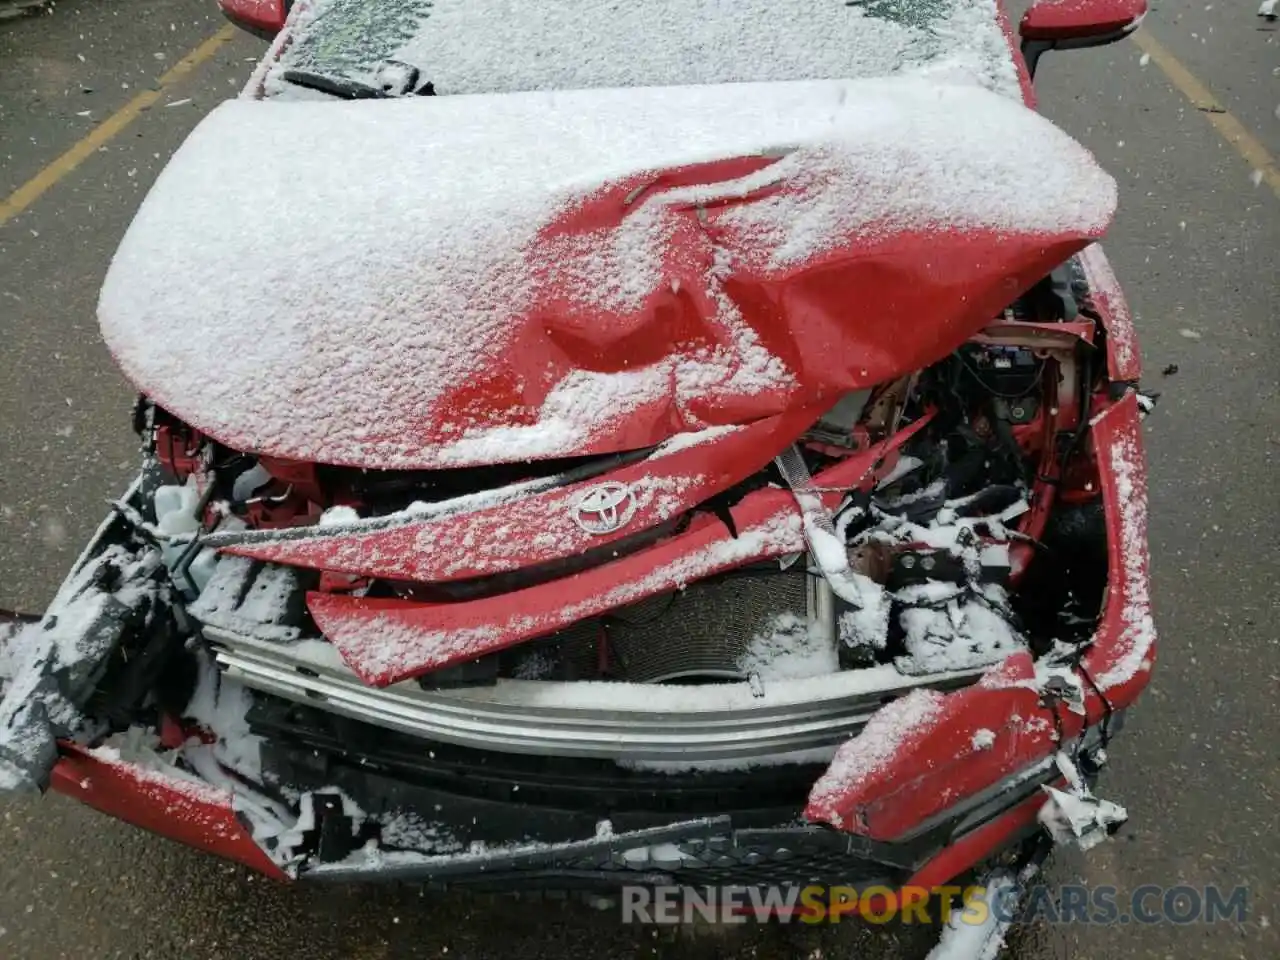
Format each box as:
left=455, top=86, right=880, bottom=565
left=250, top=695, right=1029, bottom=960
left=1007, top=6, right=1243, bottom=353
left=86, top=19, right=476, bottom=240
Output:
left=206, top=626, right=983, bottom=762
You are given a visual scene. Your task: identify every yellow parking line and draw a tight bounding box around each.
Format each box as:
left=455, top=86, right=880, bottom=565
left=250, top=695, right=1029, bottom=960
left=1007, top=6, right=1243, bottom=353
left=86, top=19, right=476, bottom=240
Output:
left=0, top=24, right=236, bottom=227
left=1133, top=30, right=1280, bottom=199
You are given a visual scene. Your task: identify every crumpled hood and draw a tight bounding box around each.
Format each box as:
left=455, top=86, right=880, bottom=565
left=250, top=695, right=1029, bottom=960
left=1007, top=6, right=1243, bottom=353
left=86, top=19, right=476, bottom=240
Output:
left=99, top=77, right=1115, bottom=470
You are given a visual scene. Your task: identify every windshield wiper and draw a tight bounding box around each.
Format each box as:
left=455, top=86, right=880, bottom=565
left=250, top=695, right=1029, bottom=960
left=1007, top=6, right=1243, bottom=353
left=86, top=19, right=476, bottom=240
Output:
left=281, top=69, right=391, bottom=100
left=282, top=61, right=432, bottom=101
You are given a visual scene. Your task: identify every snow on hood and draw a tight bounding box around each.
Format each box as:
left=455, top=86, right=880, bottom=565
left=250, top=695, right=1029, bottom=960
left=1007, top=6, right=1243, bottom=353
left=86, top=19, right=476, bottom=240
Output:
left=99, top=77, right=1116, bottom=469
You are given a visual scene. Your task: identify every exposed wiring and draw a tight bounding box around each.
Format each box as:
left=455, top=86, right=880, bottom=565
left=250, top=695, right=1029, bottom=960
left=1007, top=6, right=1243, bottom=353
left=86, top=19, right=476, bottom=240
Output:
left=1059, top=346, right=1095, bottom=469
left=1075, top=659, right=1117, bottom=751
left=955, top=348, right=1048, bottom=399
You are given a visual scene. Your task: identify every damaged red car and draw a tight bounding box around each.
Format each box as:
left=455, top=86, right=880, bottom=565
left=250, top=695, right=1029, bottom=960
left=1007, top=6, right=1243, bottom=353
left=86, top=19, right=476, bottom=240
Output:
left=1, top=0, right=1155, bottom=947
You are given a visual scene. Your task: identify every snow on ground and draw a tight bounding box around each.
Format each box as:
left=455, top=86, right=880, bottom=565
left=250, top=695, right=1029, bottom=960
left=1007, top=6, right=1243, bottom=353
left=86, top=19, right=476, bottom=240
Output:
left=0, top=621, right=20, bottom=685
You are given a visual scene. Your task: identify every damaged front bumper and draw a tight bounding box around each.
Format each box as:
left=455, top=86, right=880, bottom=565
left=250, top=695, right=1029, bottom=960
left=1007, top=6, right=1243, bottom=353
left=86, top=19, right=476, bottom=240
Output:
left=39, top=716, right=1101, bottom=893
left=0, top=394, right=1155, bottom=896
left=0, top=482, right=173, bottom=793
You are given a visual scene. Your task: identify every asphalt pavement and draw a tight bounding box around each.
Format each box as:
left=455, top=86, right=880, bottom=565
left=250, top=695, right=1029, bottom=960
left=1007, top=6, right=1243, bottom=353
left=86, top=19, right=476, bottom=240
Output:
left=1, top=1, right=1277, bottom=957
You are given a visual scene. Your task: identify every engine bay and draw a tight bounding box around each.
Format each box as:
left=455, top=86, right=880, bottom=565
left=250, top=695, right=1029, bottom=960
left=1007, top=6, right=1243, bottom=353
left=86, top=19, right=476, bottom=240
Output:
left=114, top=260, right=1110, bottom=699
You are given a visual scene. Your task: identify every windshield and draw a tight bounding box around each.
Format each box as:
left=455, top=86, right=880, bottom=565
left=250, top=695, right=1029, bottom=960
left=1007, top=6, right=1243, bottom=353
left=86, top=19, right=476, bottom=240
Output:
left=275, top=0, right=1020, bottom=99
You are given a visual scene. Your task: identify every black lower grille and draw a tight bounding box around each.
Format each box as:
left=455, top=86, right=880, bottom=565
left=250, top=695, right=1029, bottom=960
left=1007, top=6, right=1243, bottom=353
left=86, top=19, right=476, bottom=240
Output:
left=561, top=829, right=897, bottom=889
left=253, top=695, right=829, bottom=839
left=301, top=811, right=909, bottom=891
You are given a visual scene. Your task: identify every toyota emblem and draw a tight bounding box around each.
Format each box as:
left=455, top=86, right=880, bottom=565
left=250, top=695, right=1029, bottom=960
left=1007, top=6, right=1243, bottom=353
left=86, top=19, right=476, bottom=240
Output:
left=572, top=482, right=637, bottom=535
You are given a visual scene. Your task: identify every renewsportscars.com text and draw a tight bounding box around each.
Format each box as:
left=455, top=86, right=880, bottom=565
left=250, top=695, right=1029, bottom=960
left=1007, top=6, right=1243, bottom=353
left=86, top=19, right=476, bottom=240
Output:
left=620, top=883, right=1248, bottom=925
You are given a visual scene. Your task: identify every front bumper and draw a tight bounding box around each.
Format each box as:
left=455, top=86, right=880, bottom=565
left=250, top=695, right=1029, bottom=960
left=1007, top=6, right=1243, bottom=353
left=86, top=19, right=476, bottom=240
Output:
left=1, top=394, right=1154, bottom=892
left=49, top=741, right=287, bottom=880
left=47, top=728, right=1072, bottom=895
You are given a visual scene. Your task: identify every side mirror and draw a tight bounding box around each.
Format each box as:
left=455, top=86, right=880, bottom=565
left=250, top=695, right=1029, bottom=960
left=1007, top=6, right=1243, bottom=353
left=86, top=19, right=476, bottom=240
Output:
left=1019, top=0, right=1147, bottom=78
left=219, top=0, right=289, bottom=41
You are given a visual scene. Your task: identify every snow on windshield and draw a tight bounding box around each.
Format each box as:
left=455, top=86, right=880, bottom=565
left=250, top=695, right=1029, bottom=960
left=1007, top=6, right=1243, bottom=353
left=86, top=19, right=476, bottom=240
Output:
left=271, top=0, right=1021, bottom=99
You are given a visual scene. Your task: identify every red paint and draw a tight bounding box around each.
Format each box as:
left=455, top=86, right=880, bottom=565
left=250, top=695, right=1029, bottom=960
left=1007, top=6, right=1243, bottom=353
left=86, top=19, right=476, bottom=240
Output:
left=1078, top=244, right=1142, bottom=381
left=995, top=0, right=1039, bottom=107
left=308, top=417, right=933, bottom=686
left=158, top=713, right=190, bottom=749
left=1020, top=0, right=1147, bottom=41
left=1078, top=392, right=1156, bottom=701
left=204, top=0, right=1096, bottom=478
left=805, top=391, right=1154, bottom=838
left=133, top=0, right=1110, bottom=474
left=218, top=0, right=287, bottom=36
left=144, top=177, right=1103, bottom=470
left=807, top=653, right=1069, bottom=837
left=50, top=743, right=287, bottom=881
left=223, top=406, right=826, bottom=581
left=310, top=496, right=801, bottom=685
left=153, top=423, right=205, bottom=482
left=906, top=790, right=1050, bottom=890
left=735, top=791, right=1051, bottom=920
left=774, top=788, right=1048, bottom=920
